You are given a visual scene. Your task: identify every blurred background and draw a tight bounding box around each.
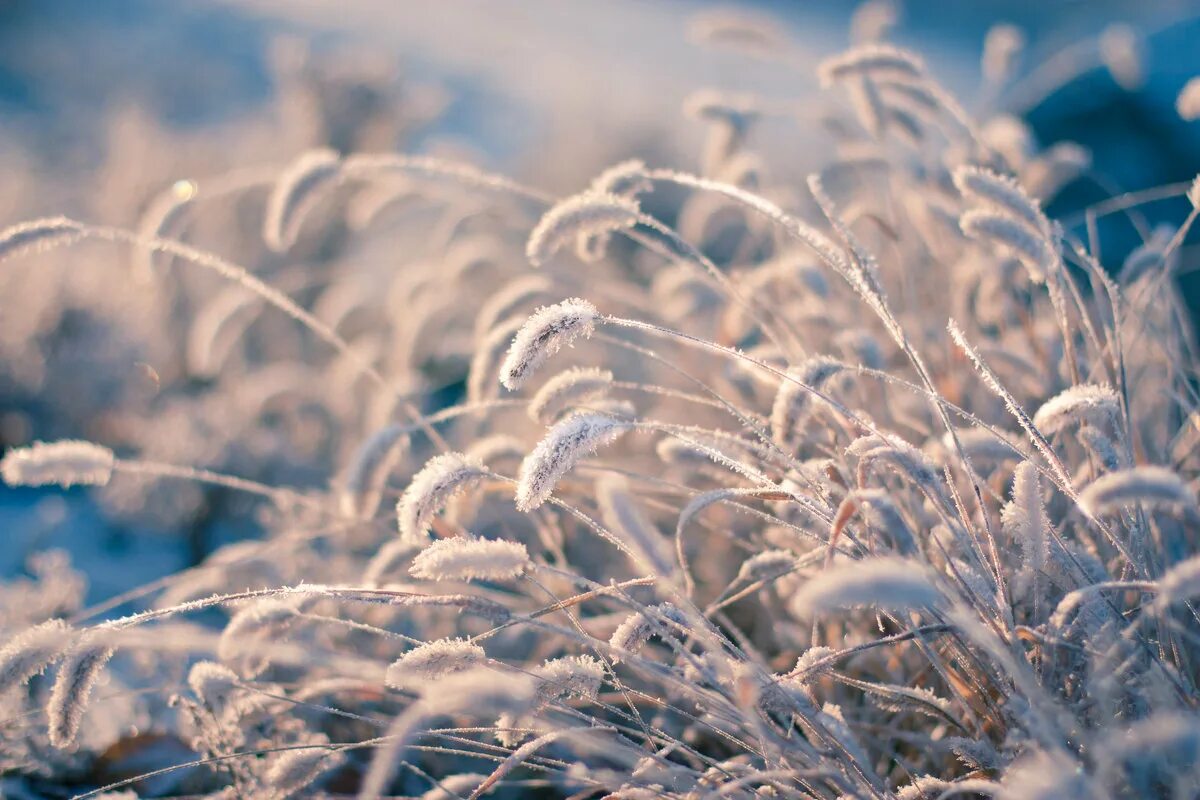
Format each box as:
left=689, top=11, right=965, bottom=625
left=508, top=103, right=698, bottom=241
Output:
left=2, top=0, right=1199, bottom=602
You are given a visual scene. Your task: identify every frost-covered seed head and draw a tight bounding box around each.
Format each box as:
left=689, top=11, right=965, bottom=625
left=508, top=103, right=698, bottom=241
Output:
left=385, top=638, right=487, bottom=691
left=818, top=44, right=925, bottom=86
left=1100, top=23, right=1143, bottom=91
left=589, top=159, right=653, bottom=199
left=536, top=654, right=605, bottom=702
left=516, top=412, right=630, bottom=511
left=526, top=193, right=640, bottom=267
left=959, top=209, right=1055, bottom=283
left=736, top=550, right=797, bottom=583
left=396, top=452, right=488, bottom=543
left=1032, top=384, right=1120, bottom=434
left=608, top=603, right=687, bottom=662
left=850, top=0, right=899, bottom=44
left=188, top=661, right=241, bottom=709
left=789, top=558, right=940, bottom=617
left=2, top=440, right=115, bottom=488
left=771, top=356, right=845, bottom=446
left=499, top=298, right=600, bottom=391
left=1078, top=466, right=1197, bottom=518
left=265, top=746, right=346, bottom=798
left=1159, top=555, right=1200, bottom=608
left=47, top=638, right=116, bottom=748
left=409, top=537, right=530, bottom=582
left=791, top=646, right=837, bottom=681
left=263, top=148, right=342, bottom=252
left=953, top=165, right=1050, bottom=236
left=1001, top=462, right=1049, bottom=573
left=0, top=619, right=73, bottom=695
left=528, top=367, right=615, bottom=424
left=847, top=433, right=940, bottom=490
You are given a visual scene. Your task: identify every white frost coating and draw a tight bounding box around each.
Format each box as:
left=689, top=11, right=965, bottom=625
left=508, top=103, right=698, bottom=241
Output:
left=0, top=217, right=86, bottom=260
left=384, top=638, right=486, bottom=691
left=188, top=661, right=240, bottom=709
left=608, top=603, right=687, bottom=662
left=409, top=537, right=530, bottom=582
left=1032, top=384, right=1120, bottom=434
left=516, top=413, right=630, bottom=511
left=789, top=557, right=940, bottom=617
left=263, top=148, right=342, bottom=252
left=528, top=367, right=614, bottom=424
left=396, top=452, right=488, bottom=543
left=818, top=44, right=925, bottom=86
left=953, top=166, right=1050, bottom=236
left=589, top=159, right=653, bottom=199
left=770, top=356, right=845, bottom=446
left=1078, top=466, right=1197, bottom=517
left=536, top=654, right=605, bottom=702
left=1, top=440, right=115, bottom=488
left=499, top=298, right=600, bottom=391
left=47, top=637, right=115, bottom=747
left=525, top=192, right=640, bottom=267
left=0, top=619, right=72, bottom=695
left=1159, top=554, right=1200, bottom=608
left=959, top=209, right=1055, bottom=283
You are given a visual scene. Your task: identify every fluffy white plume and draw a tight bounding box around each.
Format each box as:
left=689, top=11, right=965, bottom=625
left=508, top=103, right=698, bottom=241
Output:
left=1033, top=384, right=1120, bottom=434
left=1159, top=554, right=1200, bottom=608
left=263, top=148, right=342, bottom=252
left=499, top=298, right=600, bottom=391
left=46, top=636, right=115, bottom=748
left=188, top=661, right=241, bottom=709
left=264, top=746, right=346, bottom=798
left=1078, top=466, right=1197, bottom=517
left=608, top=603, right=688, bottom=661
left=0, top=619, right=73, bottom=695
left=528, top=367, right=614, bottom=424
left=770, top=356, right=845, bottom=447
left=526, top=192, right=640, bottom=267
left=516, top=412, right=630, bottom=511
left=960, top=209, right=1055, bottom=283
left=2, top=440, right=115, bottom=488
left=385, top=638, right=487, bottom=691
left=789, top=558, right=940, bottom=617
left=536, top=654, right=605, bottom=702
left=409, top=537, right=530, bottom=582
left=818, top=44, right=925, bottom=86
left=953, top=166, right=1050, bottom=236
left=396, top=453, right=488, bottom=543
